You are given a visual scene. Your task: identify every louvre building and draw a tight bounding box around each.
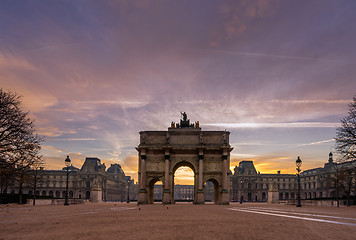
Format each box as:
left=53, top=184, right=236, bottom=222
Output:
left=5, top=157, right=137, bottom=202
left=231, top=152, right=356, bottom=203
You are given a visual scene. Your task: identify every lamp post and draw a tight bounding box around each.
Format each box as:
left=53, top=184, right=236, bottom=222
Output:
left=296, top=156, right=302, bottom=207
left=64, top=156, right=71, bottom=206
left=127, top=177, right=130, bottom=203
left=240, top=179, right=243, bottom=204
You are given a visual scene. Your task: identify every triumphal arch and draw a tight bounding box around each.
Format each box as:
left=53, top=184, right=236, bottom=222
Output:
left=136, top=113, right=233, bottom=204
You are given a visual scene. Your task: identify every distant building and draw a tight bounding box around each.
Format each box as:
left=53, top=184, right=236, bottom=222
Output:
left=4, top=157, right=137, bottom=202
left=231, top=161, right=296, bottom=202
left=153, top=185, right=194, bottom=201
left=231, top=153, right=356, bottom=202
left=299, top=152, right=356, bottom=200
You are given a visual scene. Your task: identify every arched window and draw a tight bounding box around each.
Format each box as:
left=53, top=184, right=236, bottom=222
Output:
left=279, top=192, right=283, bottom=200
left=49, top=191, right=53, bottom=197
left=262, top=192, right=266, bottom=201
left=42, top=191, right=46, bottom=196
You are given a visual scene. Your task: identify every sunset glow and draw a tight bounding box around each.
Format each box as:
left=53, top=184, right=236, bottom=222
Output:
left=1, top=0, right=356, bottom=183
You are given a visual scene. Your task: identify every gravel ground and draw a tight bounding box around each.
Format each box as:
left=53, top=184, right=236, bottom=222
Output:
left=1, top=202, right=355, bottom=240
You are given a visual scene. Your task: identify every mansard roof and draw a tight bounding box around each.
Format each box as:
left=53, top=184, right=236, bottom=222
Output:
left=80, top=157, right=106, bottom=173
left=107, top=163, right=125, bottom=174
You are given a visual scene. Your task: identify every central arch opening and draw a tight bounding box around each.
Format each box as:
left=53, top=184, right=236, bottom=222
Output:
left=173, top=162, right=195, bottom=203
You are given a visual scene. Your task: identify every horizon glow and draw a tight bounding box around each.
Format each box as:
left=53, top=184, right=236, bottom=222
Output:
left=1, top=0, right=356, bottom=184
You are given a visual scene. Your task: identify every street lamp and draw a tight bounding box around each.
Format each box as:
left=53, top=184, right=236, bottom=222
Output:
left=127, top=177, right=130, bottom=203
left=240, top=179, right=243, bottom=204
left=296, top=156, right=302, bottom=207
left=64, top=156, right=71, bottom=206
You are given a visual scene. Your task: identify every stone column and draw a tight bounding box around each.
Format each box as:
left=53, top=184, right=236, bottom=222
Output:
left=222, top=156, right=227, bottom=190
left=199, top=157, right=203, bottom=189
left=140, top=155, right=146, bottom=189
left=221, top=148, right=229, bottom=205
left=138, top=149, right=148, bottom=204
left=163, top=149, right=171, bottom=204
left=196, top=148, right=205, bottom=204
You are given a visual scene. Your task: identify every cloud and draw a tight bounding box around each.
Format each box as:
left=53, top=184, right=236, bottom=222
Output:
left=211, top=0, right=280, bottom=46
left=0, top=0, right=354, bottom=179
left=0, top=52, right=37, bottom=70
left=205, top=122, right=340, bottom=129
left=298, top=139, right=335, bottom=147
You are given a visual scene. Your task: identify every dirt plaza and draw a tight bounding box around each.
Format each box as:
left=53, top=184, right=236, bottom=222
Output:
left=1, top=202, right=355, bottom=240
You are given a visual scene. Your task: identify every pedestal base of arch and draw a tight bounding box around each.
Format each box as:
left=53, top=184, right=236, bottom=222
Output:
left=220, top=189, right=230, bottom=205
left=138, top=189, right=148, bottom=204
left=196, top=189, right=205, bottom=204
left=163, top=189, right=171, bottom=204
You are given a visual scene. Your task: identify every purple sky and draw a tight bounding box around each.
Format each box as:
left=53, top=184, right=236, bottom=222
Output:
left=1, top=0, right=355, bottom=182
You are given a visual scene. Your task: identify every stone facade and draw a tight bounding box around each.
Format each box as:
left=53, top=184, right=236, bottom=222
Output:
left=231, top=161, right=296, bottom=202
left=231, top=153, right=356, bottom=202
left=300, top=152, right=356, bottom=200
left=137, top=113, right=233, bottom=204
left=153, top=184, right=195, bottom=201
left=5, top=157, right=137, bottom=202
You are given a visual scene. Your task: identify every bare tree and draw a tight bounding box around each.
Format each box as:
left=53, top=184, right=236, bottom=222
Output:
left=336, top=96, right=356, bottom=161
left=0, top=89, right=43, bottom=203
left=29, top=157, right=44, bottom=205
left=338, top=167, right=355, bottom=207
left=335, top=96, right=356, bottom=206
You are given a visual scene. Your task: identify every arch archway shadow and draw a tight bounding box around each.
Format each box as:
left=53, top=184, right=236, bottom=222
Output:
left=204, top=178, right=220, bottom=204
left=148, top=178, right=163, bottom=204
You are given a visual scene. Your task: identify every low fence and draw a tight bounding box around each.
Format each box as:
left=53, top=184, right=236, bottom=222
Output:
left=27, top=198, right=86, bottom=205
left=285, top=199, right=356, bottom=206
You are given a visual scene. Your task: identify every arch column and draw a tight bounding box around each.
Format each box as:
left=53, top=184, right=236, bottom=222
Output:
left=221, top=148, right=229, bottom=205
left=196, top=148, right=205, bottom=204
left=163, top=148, right=171, bottom=204
left=138, top=149, right=148, bottom=204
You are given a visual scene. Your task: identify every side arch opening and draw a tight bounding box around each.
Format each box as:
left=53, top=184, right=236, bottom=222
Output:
left=148, top=178, right=163, bottom=204
left=204, top=178, right=220, bottom=204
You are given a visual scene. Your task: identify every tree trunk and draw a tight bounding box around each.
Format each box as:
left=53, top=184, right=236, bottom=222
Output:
left=33, top=174, right=37, bottom=206
left=19, top=182, right=23, bottom=204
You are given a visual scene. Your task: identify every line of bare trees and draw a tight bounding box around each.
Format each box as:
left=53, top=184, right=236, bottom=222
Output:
left=0, top=89, right=44, bottom=204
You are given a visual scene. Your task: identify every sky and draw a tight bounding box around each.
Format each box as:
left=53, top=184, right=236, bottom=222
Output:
left=1, top=0, right=356, bottom=184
